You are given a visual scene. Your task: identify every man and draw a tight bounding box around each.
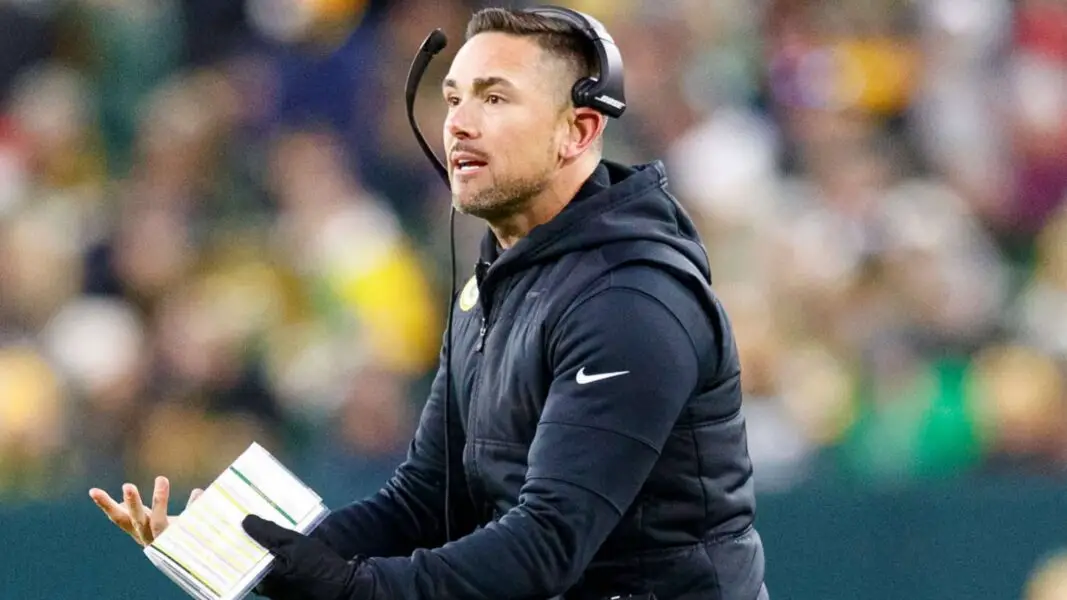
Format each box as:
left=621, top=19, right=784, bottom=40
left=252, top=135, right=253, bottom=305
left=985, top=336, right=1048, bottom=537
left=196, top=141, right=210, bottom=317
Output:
left=90, top=7, right=769, bottom=599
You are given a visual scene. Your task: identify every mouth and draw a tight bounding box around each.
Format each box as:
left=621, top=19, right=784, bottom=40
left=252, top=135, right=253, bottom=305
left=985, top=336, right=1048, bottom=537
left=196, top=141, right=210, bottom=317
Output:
left=450, top=153, right=489, bottom=177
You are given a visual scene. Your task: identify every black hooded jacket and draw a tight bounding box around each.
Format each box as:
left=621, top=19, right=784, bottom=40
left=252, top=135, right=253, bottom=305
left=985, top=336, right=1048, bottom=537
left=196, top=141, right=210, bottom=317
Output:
left=312, top=160, right=768, bottom=599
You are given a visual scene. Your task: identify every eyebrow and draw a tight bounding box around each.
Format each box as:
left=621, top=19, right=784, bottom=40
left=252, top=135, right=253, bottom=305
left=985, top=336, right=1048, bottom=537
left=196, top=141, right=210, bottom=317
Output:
left=442, top=76, right=516, bottom=94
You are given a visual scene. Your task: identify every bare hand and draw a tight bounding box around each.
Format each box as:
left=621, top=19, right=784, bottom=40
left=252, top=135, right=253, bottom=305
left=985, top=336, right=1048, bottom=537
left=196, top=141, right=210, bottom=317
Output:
left=89, top=476, right=204, bottom=547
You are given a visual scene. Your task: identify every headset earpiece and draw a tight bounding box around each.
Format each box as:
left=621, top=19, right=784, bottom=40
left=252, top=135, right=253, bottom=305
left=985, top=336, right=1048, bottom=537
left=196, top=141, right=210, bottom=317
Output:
left=523, top=5, right=626, bottom=118
left=571, top=78, right=595, bottom=108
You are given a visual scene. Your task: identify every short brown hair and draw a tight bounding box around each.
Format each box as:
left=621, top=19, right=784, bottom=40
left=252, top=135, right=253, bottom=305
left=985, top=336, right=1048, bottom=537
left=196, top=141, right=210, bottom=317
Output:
left=465, top=7, right=598, bottom=105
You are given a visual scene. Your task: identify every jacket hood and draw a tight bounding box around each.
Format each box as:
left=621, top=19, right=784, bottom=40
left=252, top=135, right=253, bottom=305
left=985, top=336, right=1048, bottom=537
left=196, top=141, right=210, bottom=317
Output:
left=481, top=160, right=711, bottom=284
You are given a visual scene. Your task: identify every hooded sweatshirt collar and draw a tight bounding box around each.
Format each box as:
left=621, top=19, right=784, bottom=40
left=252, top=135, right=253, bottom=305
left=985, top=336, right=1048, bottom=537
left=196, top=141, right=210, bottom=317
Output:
left=474, top=159, right=710, bottom=300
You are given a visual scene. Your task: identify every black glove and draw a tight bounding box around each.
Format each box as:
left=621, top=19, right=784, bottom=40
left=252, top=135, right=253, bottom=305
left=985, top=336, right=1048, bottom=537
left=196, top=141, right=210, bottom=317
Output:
left=242, top=514, right=374, bottom=600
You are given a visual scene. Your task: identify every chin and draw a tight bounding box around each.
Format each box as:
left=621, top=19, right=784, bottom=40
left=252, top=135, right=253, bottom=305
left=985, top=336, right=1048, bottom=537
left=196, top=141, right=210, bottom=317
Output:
left=451, top=180, right=535, bottom=221
left=452, top=192, right=509, bottom=221
left=452, top=199, right=491, bottom=219
left=450, top=186, right=476, bottom=210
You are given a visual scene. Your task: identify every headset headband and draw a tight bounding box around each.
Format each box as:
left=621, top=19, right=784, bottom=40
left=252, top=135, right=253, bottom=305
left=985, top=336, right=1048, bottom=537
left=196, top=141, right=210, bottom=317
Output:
left=522, top=5, right=627, bottom=118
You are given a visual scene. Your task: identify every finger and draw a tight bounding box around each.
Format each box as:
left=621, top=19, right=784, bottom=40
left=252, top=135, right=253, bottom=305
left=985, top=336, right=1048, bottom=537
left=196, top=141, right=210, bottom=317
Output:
left=124, top=483, right=149, bottom=541
left=89, top=488, right=135, bottom=534
left=149, top=476, right=170, bottom=539
left=187, top=488, right=204, bottom=509
left=241, top=514, right=294, bottom=548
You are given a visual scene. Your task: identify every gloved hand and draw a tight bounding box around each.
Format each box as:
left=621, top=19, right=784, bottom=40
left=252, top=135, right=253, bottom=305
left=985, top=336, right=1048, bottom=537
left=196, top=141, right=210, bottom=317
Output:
left=242, top=514, right=374, bottom=600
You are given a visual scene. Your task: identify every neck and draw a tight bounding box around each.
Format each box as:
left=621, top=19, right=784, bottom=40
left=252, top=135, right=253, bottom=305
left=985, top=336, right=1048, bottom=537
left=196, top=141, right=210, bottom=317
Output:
left=489, top=157, right=599, bottom=249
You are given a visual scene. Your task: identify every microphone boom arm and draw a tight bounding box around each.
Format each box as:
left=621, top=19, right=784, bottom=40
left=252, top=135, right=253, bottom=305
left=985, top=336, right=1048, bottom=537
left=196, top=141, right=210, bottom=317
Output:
left=405, top=29, right=451, bottom=190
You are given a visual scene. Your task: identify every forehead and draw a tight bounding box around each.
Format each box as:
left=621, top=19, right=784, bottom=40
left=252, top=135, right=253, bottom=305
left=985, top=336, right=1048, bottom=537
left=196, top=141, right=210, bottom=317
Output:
left=445, top=32, right=549, bottom=88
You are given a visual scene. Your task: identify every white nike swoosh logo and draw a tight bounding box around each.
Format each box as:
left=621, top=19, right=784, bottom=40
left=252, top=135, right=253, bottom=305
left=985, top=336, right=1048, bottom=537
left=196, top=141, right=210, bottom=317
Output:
left=576, top=367, right=630, bottom=385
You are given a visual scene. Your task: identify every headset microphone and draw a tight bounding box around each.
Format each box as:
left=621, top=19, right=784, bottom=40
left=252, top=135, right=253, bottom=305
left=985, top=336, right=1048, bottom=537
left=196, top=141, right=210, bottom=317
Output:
left=405, top=28, right=451, bottom=190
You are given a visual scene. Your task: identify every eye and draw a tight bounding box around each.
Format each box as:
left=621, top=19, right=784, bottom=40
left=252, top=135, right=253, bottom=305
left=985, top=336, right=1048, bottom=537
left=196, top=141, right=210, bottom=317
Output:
left=486, top=94, right=504, bottom=105
left=445, top=95, right=460, bottom=106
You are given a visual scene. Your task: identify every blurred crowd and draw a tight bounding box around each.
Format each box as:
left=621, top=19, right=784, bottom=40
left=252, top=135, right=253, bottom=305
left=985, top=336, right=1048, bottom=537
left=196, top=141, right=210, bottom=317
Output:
left=0, top=0, right=1065, bottom=505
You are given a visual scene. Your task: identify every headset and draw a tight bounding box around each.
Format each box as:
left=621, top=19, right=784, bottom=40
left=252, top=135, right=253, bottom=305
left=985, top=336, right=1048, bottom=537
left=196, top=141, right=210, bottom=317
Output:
left=402, top=6, right=627, bottom=544
left=404, top=6, right=627, bottom=190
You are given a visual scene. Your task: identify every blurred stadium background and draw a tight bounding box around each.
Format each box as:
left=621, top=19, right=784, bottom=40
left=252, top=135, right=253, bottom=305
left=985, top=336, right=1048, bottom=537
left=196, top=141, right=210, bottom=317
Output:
left=1, top=0, right=1066, bottom=598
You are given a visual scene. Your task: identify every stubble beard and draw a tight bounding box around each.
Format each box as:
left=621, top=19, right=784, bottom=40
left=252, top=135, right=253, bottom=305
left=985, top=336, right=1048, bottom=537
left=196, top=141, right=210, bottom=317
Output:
left=451, top=168, right=554, bottom=222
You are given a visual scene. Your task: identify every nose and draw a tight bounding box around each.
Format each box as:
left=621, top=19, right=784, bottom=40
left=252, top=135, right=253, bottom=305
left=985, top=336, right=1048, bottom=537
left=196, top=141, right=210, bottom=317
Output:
left=444, top=101, right=479, bottom=141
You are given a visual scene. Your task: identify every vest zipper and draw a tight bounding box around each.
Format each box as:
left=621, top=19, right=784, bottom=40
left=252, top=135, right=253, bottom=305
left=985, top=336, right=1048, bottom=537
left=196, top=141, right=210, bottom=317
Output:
left=478, top=316, right=491, bottom=351
left=474, top=260, right=491, bottom=353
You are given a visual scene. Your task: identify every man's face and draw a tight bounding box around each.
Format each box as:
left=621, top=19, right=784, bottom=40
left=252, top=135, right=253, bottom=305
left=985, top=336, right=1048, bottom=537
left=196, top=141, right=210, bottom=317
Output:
left=442, top=32, right=569, bottom=220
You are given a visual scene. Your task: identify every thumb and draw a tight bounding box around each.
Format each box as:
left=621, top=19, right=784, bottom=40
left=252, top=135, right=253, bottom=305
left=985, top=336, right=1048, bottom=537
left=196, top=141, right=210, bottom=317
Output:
left=241, top=514, right=295, bottom=549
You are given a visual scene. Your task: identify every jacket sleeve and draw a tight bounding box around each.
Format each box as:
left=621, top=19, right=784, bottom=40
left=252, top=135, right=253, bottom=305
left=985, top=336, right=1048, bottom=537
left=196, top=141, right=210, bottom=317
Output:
left=352, top=283, right=707, bottom=599
left=311, top=342, right=458, bottom=560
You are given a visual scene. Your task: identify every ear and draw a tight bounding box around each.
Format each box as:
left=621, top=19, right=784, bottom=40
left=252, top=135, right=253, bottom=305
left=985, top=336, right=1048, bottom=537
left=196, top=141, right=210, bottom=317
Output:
left=560, top=107, right=606, bottom=161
